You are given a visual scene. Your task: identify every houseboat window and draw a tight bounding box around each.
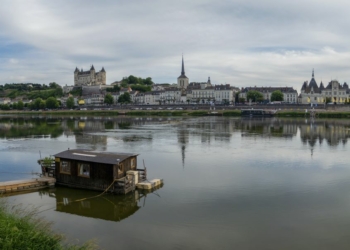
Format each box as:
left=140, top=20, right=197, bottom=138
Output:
left=131, top=158, right=135, bottom=169
left=60, top=161, right=71, bottom=174
left=78, top=163, right=90, bottom=178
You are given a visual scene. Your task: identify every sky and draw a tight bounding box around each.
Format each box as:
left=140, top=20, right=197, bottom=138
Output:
left=1, top=0, right=350, bottom=91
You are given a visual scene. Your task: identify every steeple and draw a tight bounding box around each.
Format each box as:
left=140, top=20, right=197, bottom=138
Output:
left=90, top=64, right=95, bottom=71
left=312, top=69, right=314, bottom=78
left=178, top=54, right=187, bottom=79
left=74, top=67, right=79, bottom=73
left=181, top=55, right=185, bottom=76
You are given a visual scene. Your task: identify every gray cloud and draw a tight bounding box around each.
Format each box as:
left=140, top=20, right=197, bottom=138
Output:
left=0, top=0, right=350, bottom=89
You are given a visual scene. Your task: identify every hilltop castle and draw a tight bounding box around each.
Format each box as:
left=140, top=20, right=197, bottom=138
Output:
left=74, top=65, right=106, bottom=86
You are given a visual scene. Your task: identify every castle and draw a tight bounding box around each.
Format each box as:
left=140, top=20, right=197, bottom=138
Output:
left=74, top=65, right=106, bottom=86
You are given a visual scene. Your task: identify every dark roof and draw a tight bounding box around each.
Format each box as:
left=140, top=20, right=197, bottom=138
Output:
left=54, top=149, right=138, bottom=165
left=74, top=67, right=79, bottom=73
left=241, top=86, right=297, bottom=93
left=90, top=65, right=95, bottom=71
left=178, top=55, right=188, bottom=79
left=101, top=67, right=105, bottom=72
left=320, top=82, right=325, bottom=90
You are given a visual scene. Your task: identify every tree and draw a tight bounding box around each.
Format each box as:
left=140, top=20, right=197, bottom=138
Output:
left=104, top=93, right=114, bottom=105
left=33, top=98, right=43, bottom=110
left=118, top=92, right=131, bottom=103
left=66, top=97, right=75, bottom=109
left=17, top=100, right=24, bottom=110
left=246, top=90, right=264, bottom=102
left=49, top=82, right=59, bottom=89
left=271, top=90, right=284, bottom=102
left=325, top=97, right=332, bottom=104
left=106, top=85, right=121, bottom=93
left=46, top=97, right=59, bottom=109
left=39, top=100, right=46, bottom=109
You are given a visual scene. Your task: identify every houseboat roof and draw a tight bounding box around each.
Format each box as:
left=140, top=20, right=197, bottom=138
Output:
left=54, top=149, right=138, bottom=165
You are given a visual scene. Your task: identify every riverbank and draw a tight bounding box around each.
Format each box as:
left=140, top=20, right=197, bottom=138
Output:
left=1, top=109, right=350, bottom=118
left=0, top=199, right=96, bottom=249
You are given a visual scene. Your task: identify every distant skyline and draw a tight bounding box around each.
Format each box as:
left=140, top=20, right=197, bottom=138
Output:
left=1, top=0, right=350, bottom=90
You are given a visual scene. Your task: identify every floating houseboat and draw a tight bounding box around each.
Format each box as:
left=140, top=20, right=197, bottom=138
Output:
left=53, top=149, right=149, bottom=194
left=241, top=109, right=276, bottom=117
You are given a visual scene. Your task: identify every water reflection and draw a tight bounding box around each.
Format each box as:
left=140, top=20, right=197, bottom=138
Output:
left=1, top=116, right=350, bottom=150
left=38, top=187, right=159, bottom=222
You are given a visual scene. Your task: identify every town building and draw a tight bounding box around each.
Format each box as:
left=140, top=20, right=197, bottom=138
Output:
left=74, top=65, right=106, bottom=86
left=240, top=86, right=298, bottom=103
left=299, top=70, right=350, bottom=104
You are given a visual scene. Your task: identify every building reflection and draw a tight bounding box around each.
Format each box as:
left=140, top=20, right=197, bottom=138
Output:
left=1, top=116, right=350, bottom=153
left=38, top=187, right=159, bottom=222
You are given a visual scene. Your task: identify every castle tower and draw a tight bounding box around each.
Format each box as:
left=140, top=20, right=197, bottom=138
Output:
left=177, top=55, right=189, bottom=90
left=74, top=67, right=79, bottom=84
left=90, top=65, right=95, bottom=85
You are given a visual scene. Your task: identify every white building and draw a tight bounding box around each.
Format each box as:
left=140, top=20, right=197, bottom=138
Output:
left=299, top=70, right=350, bottom=104
left=240, top=86, right=298, bottom=103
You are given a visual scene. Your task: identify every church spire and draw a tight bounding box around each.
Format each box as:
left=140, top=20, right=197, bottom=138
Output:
left=312, top=69, right=314, bottom=78
left=181, top=54, right=185, bottom=76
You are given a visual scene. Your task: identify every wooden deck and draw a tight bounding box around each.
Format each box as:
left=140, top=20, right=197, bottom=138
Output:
left=0, top=177, right=56, bottom=194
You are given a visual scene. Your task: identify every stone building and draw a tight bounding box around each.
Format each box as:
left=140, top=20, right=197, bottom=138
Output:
left=74, top=65, right=106, bottom=86
left=299, top=70, right=350, bottom=104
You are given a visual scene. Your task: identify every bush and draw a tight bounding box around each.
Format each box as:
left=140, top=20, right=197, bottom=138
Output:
left=0, top=199, right=96, bottom=249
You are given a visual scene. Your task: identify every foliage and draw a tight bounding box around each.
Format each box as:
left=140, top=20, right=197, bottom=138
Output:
left=246, top=90, right=264, bottom=102
left=0, top=104, right=10, bottom=110
left=118, top=92, right=131, bottom=103
left=66, top=97, right=75, bottom=109
left=121, top=75, right=154, bottom=86
left=129, top=84, right=152, bottom=92
left=223, top=110, right=241, bottom=116
left=106, top=85, right=121, bottom=93
left=104, top=93, right=114, bottom=105
left=40, top=156, right=54, bottom=167
left=325, top=97, right=332, bottom=103
left=39, top=100, right=46, bottom=109
left=46, top=97, right=59, bottom=109
left=0, top=200, right=97, bottom=249
left=33, top=98, right=43, bottom=110
left=235, top=92, right=240, bottom=103
left=238, top=98, right=246, bottom=103
left=17, top=100, right=24, bottom=110
left=69, top=87, right=82, bottom=97
left=271, top=90, right=284, bottom=102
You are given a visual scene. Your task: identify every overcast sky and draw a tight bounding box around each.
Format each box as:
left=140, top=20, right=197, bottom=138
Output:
left=1, top=0, right=350, bottom=90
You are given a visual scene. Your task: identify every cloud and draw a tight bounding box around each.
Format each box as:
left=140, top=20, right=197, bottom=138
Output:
left=0, top=0, right=350, bottom=89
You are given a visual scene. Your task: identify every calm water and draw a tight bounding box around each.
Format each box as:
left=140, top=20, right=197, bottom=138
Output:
left=1, top=115, right=350, bottom=250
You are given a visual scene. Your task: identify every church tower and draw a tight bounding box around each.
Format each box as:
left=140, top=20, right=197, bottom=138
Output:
left=177, top=55, right=189, bottom=90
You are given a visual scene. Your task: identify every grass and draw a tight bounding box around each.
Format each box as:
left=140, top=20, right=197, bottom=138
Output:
left=0, top=199, right=97, bottom=250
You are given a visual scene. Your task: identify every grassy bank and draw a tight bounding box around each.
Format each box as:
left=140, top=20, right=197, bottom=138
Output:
left=0, top=199, right=96, bottom=250
left=2, top=109, right=350, bottom=119
left=276, top=110, right=350, bottom=118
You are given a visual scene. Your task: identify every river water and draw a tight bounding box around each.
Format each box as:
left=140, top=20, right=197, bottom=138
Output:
left=1, top=115, right=350, bottom=250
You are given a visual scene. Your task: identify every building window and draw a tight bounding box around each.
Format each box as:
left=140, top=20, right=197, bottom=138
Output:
left=78, top=163, right=90, bottom=178
left=60, top=161, right=71, bottom=174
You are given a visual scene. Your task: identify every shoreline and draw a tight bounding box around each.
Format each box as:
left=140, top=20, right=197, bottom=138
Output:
left=0, top=109, right=350, bottom=118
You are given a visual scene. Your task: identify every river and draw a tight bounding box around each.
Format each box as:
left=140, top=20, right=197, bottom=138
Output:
left=1, top=115, right=350, bottom=250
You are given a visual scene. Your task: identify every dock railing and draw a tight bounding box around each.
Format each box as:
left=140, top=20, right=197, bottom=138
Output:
left=136, top=167, right=147, bottom=181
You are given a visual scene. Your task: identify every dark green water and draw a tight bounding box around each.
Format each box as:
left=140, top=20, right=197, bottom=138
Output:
left=1, top=115, right=350, bottom=250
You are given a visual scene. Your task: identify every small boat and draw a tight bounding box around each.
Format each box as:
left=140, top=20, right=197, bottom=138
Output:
left=241, top=109, right=276, bottom=117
